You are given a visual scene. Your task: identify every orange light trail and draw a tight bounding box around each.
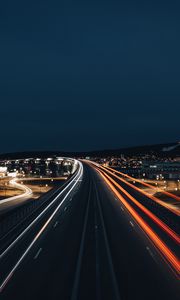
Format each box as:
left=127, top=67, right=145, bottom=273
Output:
left=97, top=166, right=180, bottom=245
left=96, top=168, right=180, bottom=276
left=102, top=166, right=180, bottom=216
left=105, top=165, right=180, bottom=202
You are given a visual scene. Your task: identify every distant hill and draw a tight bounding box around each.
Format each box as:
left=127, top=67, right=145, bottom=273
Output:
left=0, top=142, right=179, bottom=160
left=78, top=142, right=180, bottom=157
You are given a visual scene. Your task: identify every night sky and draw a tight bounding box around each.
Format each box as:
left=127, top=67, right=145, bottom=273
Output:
left=0, top=0, right=180, bottom=153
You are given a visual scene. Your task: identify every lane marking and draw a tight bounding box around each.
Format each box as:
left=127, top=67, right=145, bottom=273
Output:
left=53, top=221, right=58, bottom=228
left=121, top=206, right=124, bottom=211
left=130, top=221, right=134, bottom=227
left=146, top=246, right=154, bottom=258
left=34, top=248, right=42, bottom=260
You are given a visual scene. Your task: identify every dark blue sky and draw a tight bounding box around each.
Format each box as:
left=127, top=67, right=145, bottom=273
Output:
left=0, top=0, right=179, bottom=152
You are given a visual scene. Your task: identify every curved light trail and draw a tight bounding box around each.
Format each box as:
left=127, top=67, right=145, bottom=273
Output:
left=0, top=178, right=32, bottom=205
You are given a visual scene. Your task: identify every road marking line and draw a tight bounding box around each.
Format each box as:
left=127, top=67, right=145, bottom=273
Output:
left=34, top=248, right=42, bottom=260
left=130, top=221, right=134, bottom=227
left=121, top=206, right=124, bottom=211
left=146, top=246, right=154, bottom=257
left=53, top=221, right=58, bottom=228
left=64, top=206, right=67, bottom=211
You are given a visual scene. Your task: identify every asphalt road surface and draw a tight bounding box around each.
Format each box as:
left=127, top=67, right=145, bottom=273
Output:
left=0, top=162, right=179, bottom=300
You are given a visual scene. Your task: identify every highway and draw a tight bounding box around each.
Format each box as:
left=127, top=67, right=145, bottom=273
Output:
left=0, top=161, right=179, bottom=300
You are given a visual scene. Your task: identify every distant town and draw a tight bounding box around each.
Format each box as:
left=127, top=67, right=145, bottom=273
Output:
left=0, top=142, right=179, bottom=299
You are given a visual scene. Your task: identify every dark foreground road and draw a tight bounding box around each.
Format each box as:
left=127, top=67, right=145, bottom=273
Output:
left=0, top=162, right=179, bottom=300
